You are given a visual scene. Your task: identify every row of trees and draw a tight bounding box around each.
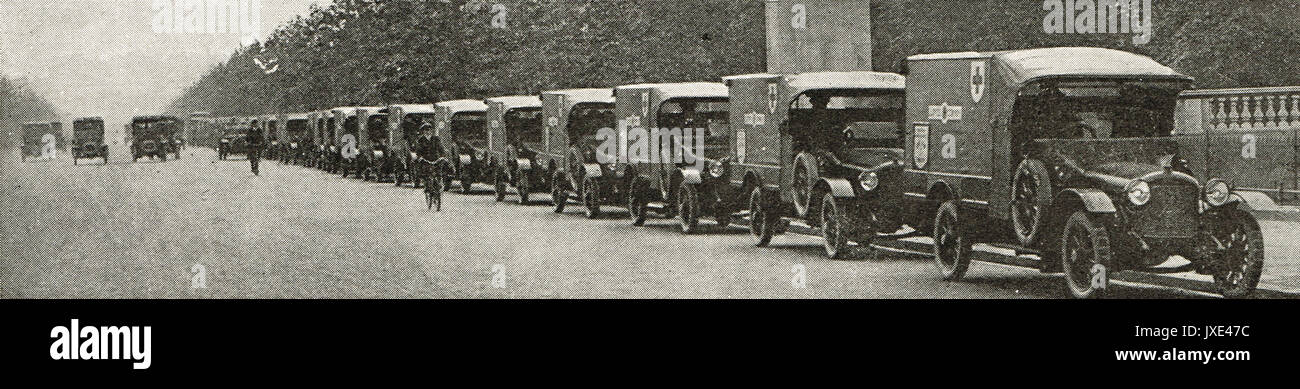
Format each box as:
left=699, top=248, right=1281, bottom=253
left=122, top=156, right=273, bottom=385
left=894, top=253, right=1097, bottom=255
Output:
left=1, top=76, right=62, bottom=149
left=165, top=0, right=765, bottom=119
left=169, top=0, right=1300, bottom=122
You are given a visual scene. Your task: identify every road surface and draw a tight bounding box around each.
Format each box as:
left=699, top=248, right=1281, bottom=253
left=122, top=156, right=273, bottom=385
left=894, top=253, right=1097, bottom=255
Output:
left=0, top=147, right=1278, bottom=299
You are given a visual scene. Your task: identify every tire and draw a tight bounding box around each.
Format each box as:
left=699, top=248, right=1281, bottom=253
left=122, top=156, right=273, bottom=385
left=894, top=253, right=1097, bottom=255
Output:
left=1011, top=159, right=1054, bottom=247
left=552, top=171, right=568, bottom=213
left=461, top=173, right=473, bottom=193
left=582, top=177, right=601, bottom=219
left=749, top=187, right=775, bottom=247
left=932, top=200, right=972, bottom=281
left=1060, top=211, right=1112, bottom=299
left=820, top=194, right=852, bottom=259
left=1212, top=210, right=1264, bottom=299
left=791, top=154, right=818, bottom=218
left=678, top=183, right=700, bottom=234
left=494, top=172, right=506, bottom=202
left=628, top=184, right=647, bottom=226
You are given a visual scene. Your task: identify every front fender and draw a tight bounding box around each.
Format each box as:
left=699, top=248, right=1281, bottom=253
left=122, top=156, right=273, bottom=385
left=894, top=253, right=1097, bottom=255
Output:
left=1057, top=188, right=1117, bottom=214
left=1226, top=190, right=1283, bottom=213
left=819, top=177, right=857, bottom=199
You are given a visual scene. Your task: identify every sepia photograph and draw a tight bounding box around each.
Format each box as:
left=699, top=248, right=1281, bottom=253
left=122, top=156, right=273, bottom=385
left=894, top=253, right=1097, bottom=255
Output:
left=1, top=0, right=1294, bottom=374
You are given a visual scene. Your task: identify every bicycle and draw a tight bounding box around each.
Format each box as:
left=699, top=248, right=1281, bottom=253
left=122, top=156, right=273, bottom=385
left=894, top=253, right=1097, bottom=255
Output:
left=422, top=157, right=452, bottom=211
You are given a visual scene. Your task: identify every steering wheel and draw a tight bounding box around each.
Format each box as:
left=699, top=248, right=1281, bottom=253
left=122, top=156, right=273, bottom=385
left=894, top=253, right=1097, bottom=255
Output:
left=1073, top=122, right=1099, bottom=139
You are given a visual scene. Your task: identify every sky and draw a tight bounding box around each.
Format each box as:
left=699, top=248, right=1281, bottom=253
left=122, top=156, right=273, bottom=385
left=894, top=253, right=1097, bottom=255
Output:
left=0, top=0, right=325, bottom=129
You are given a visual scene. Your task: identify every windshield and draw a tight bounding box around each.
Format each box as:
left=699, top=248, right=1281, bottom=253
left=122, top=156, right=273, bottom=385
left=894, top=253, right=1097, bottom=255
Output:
left=657, top=98, right=729, bottom=159
left=450, top=112, right=486, bottom=147
left=506, top=108, right=543, bottom=147
left=789, top=90, right=905, bottom=150
left=568, top=103, right=615, bottom=148
left=402, top=113, right=436, bottom=139
left=1012, top=80, right=1186, bottom=143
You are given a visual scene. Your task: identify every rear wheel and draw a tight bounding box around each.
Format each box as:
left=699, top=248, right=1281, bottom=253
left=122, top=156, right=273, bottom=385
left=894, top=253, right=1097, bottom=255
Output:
left=582, top=178, right=601, bottom=219
left=1011, top=159, right=1053, bottom=246
left=820, top=194, right=852, bottom=259
left=678, top=183, right=700, bottom=234
left=749, top=187, right=775, bottom=247
left=1060, top=211, right=1112, bottom=299
left=932, top=201, right=972, bottom=281
left=1212, top=210, right=1264, bottom=299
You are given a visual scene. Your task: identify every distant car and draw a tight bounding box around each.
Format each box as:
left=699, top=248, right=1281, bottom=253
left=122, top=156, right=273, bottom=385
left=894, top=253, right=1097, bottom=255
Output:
left=20, top=122, right=58, bottom=162
left=217, top=134, right=248, bottom=160
left=72, top=117, right=109, bottom=165
left=130, top=115, right=181, bottom=162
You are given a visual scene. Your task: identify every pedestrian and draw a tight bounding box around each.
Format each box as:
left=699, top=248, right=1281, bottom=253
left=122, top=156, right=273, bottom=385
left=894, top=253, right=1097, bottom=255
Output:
left=246, top=119, right=264, bottom=175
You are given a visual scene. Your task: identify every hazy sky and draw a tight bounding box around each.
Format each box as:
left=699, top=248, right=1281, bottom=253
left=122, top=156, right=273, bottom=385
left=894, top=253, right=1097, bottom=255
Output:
left=1, top=0, right=324, bottom=128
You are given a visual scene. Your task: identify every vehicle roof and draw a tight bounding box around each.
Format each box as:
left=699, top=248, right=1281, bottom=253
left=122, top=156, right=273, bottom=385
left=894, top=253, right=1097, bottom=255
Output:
left=484, top=95, right=542, bottom=111
left=329, top=106, right=383, bottom=117
left=435, top=99, right=489, bottom=114
left=542, top=88, right=616, bottom=104
left=908, top=47, right=1191, bottom=85
left=387, top=104, right=437, bottom=114
left=22, top=121, right=50, bottom=126
left=1179, top=86, right=1300, bottom=98
left=614, top=82, right=729, bottom=100
left=132, top=115, right=181, bottom=122
left=74, top=117, right=104, bottom=122
left=286, top=113, right=311, bottom=120
left=785, top=71, right=906, bottom=92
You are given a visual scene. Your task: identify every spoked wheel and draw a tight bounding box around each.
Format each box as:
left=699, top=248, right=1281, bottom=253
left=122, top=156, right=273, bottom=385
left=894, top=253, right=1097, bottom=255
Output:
left=932, top=201, right=972, bottom=281
left=820, top=194, right=852, bottom=259
left=582, top=177, right=601, bottom=219
left=1212, top=210, right=1264, bottom=299
left=1011, top=159, right=1053, bottom=246
left=1060, top=211, right=1112, bottom=299
left=678, top=182, right=700, bottom=234
left=628, top=186, right=647, bottom=226
left=749, top=187, right=775, bottom=247
left=494, top=172, right=507, bottom=202
left=460, top=173, right=473, bottom=193
left=552, top=171, right=568, bottom=213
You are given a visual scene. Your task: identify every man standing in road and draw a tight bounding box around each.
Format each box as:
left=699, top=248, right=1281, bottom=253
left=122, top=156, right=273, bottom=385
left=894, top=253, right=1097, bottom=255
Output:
left=247, top=120, right=265, bottom=175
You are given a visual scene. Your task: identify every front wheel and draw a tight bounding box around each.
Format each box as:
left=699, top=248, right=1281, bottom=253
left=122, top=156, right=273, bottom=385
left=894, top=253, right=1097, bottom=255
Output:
left=552, top=171, right=569, bottom=213
left=1212, top=210, right=1264, bottom=299
left=678, top=183, right=700, bottom=234
left=932, top=200, right=972, bottom=281
left=517, top=172, right=531, bottom=205
left=820, top=194, right=852, bottom=259
left=582, top=177, right=601, bottom=219
left=628, top=185, right=647, bottom=226
left=1060, top=211, right=1112, bottom=299
left=493, top=172, right=507, bottom=202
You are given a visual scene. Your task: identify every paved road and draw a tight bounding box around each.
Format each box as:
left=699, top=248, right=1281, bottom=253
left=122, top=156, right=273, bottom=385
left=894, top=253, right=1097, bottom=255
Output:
left=0, top=147, right=1264, bottom=299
